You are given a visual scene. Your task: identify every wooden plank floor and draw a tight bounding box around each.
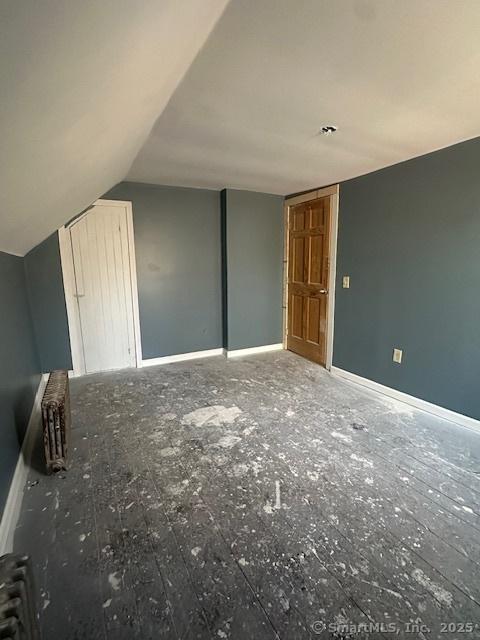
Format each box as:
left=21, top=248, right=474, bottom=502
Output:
left=14, top=351, right=480, bottom=639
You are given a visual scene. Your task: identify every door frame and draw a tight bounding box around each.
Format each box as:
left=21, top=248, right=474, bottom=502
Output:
left=283, top=184, right=339, bottom=370
left=58, top=199, right=143, bottom=377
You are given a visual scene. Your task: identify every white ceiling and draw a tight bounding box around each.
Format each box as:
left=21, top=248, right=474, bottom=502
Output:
left=0, top=0, right=228, bottom=255
left=129, top=0, right=480, bottom=195
left=2, top=1, right=480, bottom=255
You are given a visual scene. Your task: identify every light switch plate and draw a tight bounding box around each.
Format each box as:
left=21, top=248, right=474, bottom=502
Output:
left=393, top=348, right=403, bottom=364
left=342, top=276, right=350, bottom=289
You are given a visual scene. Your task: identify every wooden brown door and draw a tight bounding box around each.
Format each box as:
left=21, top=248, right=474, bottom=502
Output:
left=287, top=197, right=331, bottom=365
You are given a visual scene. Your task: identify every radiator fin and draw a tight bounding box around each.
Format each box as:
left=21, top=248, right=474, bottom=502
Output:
left=0, top=554, right=40, bottom=640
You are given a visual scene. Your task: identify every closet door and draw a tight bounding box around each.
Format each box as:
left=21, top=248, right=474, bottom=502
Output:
left=69, top=203, right=136, bottom=374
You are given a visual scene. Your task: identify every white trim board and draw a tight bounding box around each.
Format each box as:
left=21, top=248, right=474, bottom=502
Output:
left=331, top=366, right=480, bottom=433
left=0, top=374, right=48, bottom=555
left=285, top=184, right=339, bottom=207
left=226, top=344, right=284, bottom=358
left=141, top=348, right=225, bottom=367
left=325, top=188, right=339, bottom=371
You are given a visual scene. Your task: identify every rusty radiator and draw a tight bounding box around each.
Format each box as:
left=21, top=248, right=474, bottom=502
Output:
left=41, top=370, right=71, bottom=473
left=0, top=554, right=40, bottom=640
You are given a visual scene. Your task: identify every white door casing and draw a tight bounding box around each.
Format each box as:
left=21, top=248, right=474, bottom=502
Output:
left=59, top=199, right=142, bottom=376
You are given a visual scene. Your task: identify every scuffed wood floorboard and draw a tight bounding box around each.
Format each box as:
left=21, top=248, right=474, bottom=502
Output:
left=14, top=351, right=480, bottom=639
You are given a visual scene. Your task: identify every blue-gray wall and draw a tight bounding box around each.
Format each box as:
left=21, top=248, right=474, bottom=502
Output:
left=24, top=233, right=72, bottom=372
left=222, top=189, right=284, bottom=351
left=0, top=251, right=41, bottom=514
left=220, top=190, right=228, bottom=349
left=19, top=184, right=285, bottom=364
left=104, top=182, right=223, bottom=359
left=334, top=136, right=480, bottom=420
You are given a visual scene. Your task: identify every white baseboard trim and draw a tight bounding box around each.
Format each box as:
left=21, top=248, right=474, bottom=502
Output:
left=226, top=343, right=284, bottom=358
left=331, top=366, right=480, bottom=433
left=141, top=348, right=225, bottom=367
left=0, top=374, right=48, bottom=555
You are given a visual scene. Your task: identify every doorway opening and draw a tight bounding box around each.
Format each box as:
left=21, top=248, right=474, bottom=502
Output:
left=59, top=199, right=142, bottom=376
left=283, top=185, right=339, bottom=369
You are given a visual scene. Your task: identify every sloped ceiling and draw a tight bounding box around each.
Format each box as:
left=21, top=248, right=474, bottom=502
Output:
left=3, top=1, right=480, bottom=255
left=0, top=0, right=228, bottom=255
left=129, top=0, right=480, bottom=195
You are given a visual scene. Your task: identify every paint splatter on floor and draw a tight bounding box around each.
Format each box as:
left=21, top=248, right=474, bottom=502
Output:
left=108, top=572, right=121, bottom=591
left=182, top=405, right=242, bottom=427
left=14, top=351, right=480, bottom=639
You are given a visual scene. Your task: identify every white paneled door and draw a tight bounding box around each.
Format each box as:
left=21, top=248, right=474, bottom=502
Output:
left=67, top=202, right=139, bottom=374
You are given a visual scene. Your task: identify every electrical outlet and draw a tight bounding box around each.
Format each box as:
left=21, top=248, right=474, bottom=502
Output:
left=393, top=348, right=403, bottom=364
left=342, top=276, right=350, bottom=289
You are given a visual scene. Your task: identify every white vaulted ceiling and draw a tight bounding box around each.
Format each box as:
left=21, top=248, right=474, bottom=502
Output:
left=0, top=0, right=228, bottom=255
left=129, top=0, right=480, bottom=194
left=1, top=0, right=480, bottom=255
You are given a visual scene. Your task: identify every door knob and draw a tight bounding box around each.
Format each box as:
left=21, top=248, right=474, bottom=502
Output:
left=319, top=289, right=328, bottom=294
